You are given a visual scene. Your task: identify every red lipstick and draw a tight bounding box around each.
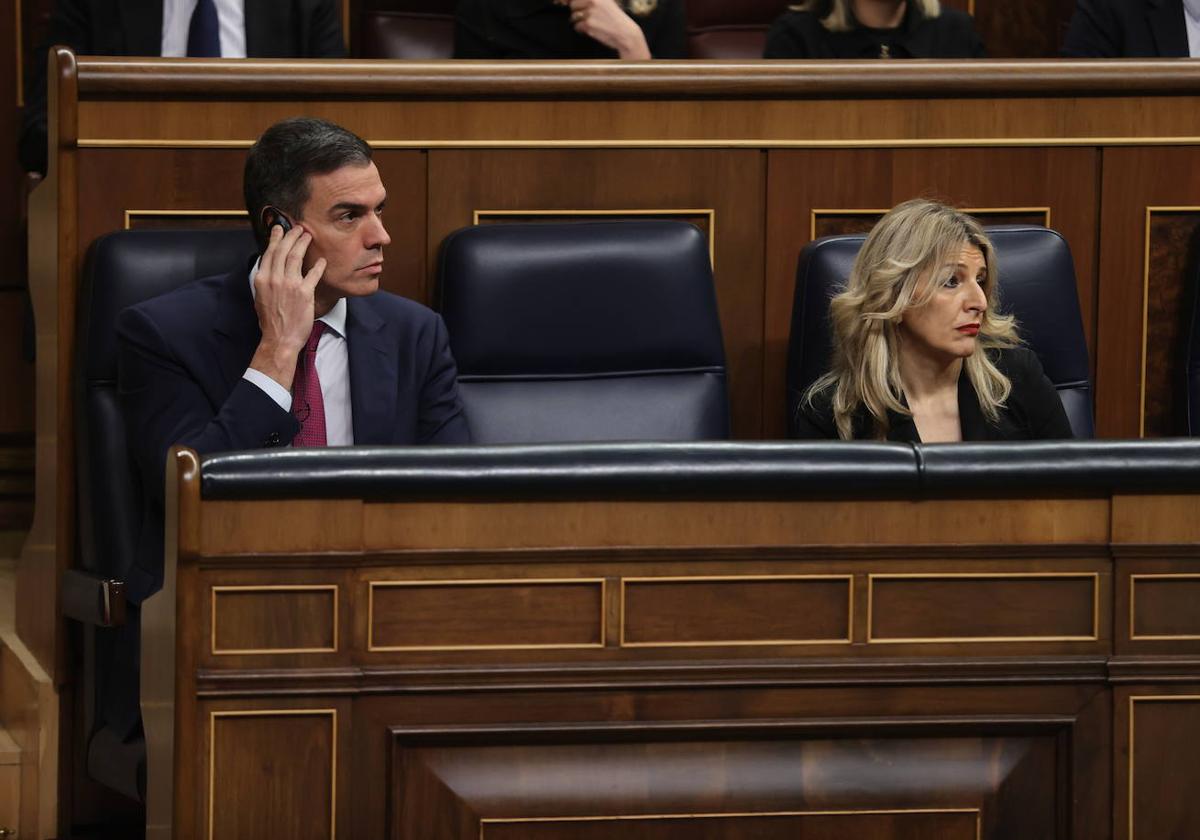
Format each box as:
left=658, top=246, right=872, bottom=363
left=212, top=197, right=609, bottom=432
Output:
left=956, top=324, right=980, bottom=336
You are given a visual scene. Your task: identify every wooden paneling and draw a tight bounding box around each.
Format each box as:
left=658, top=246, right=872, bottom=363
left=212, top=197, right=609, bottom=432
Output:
left=368, top=579, right=605, bottom=651
left=427, top=149, right=765, bottom=436
left=1142, top=211, right=1200, bottom=436
left=1112, top=493, right=1200, bottom=544
left=392, top=724, right=1060, bottom=840
left=211, top=585, right=339, bottom=655
left=620, top=576, right=851, bottom=647
left=1129, top=574, right=1200, bottom=641
left=765, top=147, right=1098, bottom=437
left=1097, top=147, right=1200, bottom=438
left=207, top=709, right=338, bottom=840
left=1120, top=692, right=1200, bottom=840
left=868, top=573, right=1098, bottom=643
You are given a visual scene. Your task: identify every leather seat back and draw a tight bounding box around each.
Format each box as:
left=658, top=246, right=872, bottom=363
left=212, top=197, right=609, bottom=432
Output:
left=77, top=228, right=256, bottom=580
left=438, top=221, right=730, bottom=443
left=360, top=9, right=455, bottom=59
left=686, top=0, right=792, bottom=58
left=786, top=225, right=1094, bottom=438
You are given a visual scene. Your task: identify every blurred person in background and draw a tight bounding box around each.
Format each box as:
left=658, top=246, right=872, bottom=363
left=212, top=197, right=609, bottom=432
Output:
left=20, top=0, right=346, bottom=175
left=455, top=0, right=686, bottom=59
left=1062, top=0, right=1195, bottom=57
left=763, top=0, right=984, bottom=58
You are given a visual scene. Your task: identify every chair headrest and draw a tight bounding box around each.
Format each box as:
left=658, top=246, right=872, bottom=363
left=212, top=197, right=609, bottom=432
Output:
left=80, top=228, right=256, bottom=381
left=438, top=221, right=725, bottom=376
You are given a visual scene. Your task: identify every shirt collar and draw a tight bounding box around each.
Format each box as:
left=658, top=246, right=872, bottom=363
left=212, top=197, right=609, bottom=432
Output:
left=248, top=256, right=347, bottom=339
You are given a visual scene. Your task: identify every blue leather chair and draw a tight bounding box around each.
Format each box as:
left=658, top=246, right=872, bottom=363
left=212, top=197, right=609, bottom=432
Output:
left=76, top=227, right=256, bottom=799
left=786, top=225, right=1094, bottom=439
left=438, top=221, right=730, bottom=443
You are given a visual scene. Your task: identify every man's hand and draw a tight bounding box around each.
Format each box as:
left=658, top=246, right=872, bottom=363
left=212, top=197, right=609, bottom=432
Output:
left=249, top=223, right=327, bottom=391
left=558, top=0, right=652, bottom=59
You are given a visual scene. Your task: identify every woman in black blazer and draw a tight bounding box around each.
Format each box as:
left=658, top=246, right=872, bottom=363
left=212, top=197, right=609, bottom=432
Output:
left=455, top=0, right=686, bottom=59
left=795, top=200, right=1074, bottom=442
left=764, top=0, right=985, bottom=59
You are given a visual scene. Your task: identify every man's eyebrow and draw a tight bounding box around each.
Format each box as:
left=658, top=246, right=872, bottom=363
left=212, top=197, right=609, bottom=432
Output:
left=328, top=201, right=367, bottom=215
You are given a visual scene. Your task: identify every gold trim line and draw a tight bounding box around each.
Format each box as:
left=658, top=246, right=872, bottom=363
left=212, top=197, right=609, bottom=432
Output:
left=210, top=584, right=339, bottom=656
left=1129, top=573, right=1200, bottom=640
left=1128, top=694, right=1200, bottom=840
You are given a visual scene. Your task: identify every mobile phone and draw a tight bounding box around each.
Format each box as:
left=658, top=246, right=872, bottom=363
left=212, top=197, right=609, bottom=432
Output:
left=263, top=205, right=293, bottom=235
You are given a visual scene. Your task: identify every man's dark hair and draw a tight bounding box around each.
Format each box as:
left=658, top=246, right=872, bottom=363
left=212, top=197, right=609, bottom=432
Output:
left=243, top=117, right=373, bottom=250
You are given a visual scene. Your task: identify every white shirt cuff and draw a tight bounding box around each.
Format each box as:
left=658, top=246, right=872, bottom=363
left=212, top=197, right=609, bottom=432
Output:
left=243, top=368, right=293, bottom=412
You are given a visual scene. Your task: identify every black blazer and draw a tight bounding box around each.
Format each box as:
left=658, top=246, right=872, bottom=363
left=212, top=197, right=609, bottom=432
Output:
left=763, top=5, right=985, bottom=58
left=1061, top=0, right=1190, bottom=57
left=454, top=0, right=687, bottom=58
left=20, top=0, right=346, bottom=173
left=794, top=347, right=1076, bottom=441
left=116, top=264, right=470, bottom=603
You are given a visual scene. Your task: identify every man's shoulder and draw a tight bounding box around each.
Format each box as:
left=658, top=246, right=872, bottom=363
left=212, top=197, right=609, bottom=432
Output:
left=117, top=269, right=244, bottom=339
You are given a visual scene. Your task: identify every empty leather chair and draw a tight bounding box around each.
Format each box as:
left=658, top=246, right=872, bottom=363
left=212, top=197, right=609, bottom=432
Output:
left=359, top=9, right=455, bottom=59
left=687, top=0, right=792, bottom=58
left=438, top=221, right=730, bottom=443
left=786, top=225, right=1094, bottom=438
left=75, top=227, right=256, bottom=798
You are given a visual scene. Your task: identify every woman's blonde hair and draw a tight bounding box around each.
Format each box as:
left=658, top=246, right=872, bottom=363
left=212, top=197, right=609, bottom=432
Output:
left=789, top=0, right=941, bottom=32
left=805, top=199, right=1020, bottom=440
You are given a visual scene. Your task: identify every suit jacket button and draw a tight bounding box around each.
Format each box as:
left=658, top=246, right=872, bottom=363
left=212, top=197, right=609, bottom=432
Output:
left=264, top=432, right=281, bottom=447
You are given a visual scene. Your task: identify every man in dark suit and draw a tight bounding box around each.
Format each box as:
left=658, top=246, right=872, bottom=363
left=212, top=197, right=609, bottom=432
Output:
left=117, top=116, right=471, bottom=605
left=20, top=0, right=345, bottom=173
left=1062, top=0, right=1194, bottom=57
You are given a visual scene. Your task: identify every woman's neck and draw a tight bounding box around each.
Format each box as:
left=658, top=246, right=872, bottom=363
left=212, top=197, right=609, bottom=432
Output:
left=898, top=342, right=962, bottom=403
left=851, top=0, right=907, bottom=28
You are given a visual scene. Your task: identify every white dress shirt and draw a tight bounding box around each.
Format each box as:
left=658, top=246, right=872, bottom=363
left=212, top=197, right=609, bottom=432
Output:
left=160, top=0, right=247, bottom=58
left=243, top=260, right=355, bottom=445
left=1185, top=0, right=1200, bottom=57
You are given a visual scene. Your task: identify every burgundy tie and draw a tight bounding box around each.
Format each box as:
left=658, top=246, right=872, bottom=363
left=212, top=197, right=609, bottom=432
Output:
left=291, top=322, right=327, bottom=447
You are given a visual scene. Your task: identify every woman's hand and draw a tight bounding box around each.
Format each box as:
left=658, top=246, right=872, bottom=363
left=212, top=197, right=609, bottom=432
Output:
left=555, top=0, right=652, bottom=59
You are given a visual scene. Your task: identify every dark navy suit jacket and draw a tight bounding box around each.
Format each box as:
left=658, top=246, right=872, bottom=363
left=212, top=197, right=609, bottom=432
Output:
left=1062, top=0, right=1189, bottom=57
left=116, top=264, right=470, bottom=603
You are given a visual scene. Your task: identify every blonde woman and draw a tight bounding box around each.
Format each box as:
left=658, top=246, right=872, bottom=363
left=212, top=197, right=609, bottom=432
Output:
left=455, top=0, right=686, bottom=59
left=764, top=0, right=984, bottom=59
left=796, top=200, right=1073, bottom=442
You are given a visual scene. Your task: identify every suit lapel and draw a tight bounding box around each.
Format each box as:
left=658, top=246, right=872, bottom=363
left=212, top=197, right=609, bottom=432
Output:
left=347, top=296, right=398, bottom=444
left=212, top=266, right=263, bottom=395
left=1148, top=0, right=1190, bottom=56
left=120, top=0, right=166, bottom=54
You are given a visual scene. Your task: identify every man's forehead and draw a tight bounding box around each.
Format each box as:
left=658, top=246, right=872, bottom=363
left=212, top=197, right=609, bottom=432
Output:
left=307, top=161, right=385, bottom=207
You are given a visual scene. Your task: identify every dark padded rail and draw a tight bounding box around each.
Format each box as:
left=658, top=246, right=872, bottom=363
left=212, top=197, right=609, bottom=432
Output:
left=200, top=442, right=918, bottom=500
left=199, top=439, right=1200, bottom=501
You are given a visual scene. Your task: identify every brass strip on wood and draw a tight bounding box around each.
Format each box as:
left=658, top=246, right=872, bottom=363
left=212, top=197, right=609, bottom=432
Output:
left=208, top=708, right=337, bottom=840
left=618, top=574, right=854, bottom=648
left=1128, top=695, right=1200, bottom=840
left=124, top=208, right=248, bottom=229
left=367, top=578, right=607, bottom=652
left=210, top=584, right=339, bottom=656
left=76, top=136, right=1200, bottom=150
left=473, top=208, right=717, bottom=268
left=810, top=207, right=1051, bottom=241
left=866, top=572, right=1101, bottom=644
left=1129, top=573, right=1200, bottom=640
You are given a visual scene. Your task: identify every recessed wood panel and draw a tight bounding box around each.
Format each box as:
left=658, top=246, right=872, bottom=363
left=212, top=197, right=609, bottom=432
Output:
left=1130, top=696, right=1200, bottom=840
left=481, top=810, right=979, bottom=840
left=369, top=579, right=604, bottom=651
left=869, top=574, right=1097, bottom=642
left=124, top=210, right=248, bottom=230
left=813, top=208, right=1049, bottom=240
left=392, top=725, right=1059, bottom=840
left=1097, top=147, right=1200, bottom=437
left=621, top=576, right=851, bottom=646
left=1142, top=210, right=1200, bottom=437
left=1131, top=576, right=1200, bottom=640
left=211, top=586, right=338, bottom=655
left=209, top=710, right=336, bottom=840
